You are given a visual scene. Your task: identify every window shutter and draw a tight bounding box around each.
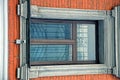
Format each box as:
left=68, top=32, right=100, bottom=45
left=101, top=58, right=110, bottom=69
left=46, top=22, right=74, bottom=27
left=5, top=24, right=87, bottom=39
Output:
left=113, top=6, right=120, bottom=77
left=18, top=0, right=30, bottom=79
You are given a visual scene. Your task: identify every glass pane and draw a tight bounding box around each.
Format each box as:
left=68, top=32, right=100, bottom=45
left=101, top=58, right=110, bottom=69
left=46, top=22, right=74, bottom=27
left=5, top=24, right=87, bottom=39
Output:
left=77, top=24, right=96, bottom=61
left=30, top=45, right=72, bottom=62
left=30, top=23, right=72, bottom=39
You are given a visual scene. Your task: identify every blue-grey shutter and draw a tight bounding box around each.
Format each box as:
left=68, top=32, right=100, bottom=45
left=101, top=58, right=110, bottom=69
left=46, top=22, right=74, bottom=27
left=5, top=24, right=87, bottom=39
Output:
left=113, top=6, right=120, bottom=78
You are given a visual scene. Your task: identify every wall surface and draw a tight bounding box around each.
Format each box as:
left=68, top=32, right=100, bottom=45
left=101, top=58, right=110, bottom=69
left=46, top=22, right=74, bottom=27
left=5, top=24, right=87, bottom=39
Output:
left=8, top=0, right=120, bottom=80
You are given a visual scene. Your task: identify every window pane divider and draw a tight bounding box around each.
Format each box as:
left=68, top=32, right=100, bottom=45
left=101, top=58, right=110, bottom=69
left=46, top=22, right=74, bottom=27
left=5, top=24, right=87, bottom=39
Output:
left=30, top=40, right=75, bottom=44
left=30, top=60, right=96, bottom=66
left=72, top=22, right=77, bottom=61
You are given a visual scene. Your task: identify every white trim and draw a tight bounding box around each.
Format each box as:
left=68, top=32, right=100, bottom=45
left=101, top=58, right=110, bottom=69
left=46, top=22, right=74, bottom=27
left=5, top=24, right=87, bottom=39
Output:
left=29, top=64, right=112, bottom=78
left=115, top=6, right=119, bottom=77
left=31, top=5, right=107, bottom=20
left=0, top=0, right=4, bottom=79
left=114, top=6, right=120, bottom=77
left=0, top=0, right=8, bottom=79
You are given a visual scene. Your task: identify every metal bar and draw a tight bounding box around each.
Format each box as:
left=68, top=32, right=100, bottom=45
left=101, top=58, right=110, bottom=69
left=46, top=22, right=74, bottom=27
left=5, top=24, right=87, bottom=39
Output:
left=0, top=0, right=8, bottom=79
left=30, top=40, right=75, bottom=44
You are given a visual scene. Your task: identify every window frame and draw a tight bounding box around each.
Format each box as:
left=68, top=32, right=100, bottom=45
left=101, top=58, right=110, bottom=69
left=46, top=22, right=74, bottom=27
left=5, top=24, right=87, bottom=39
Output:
left=19, top=5, right=115, bottom=78
left=30, top=19, right=98, bottom=65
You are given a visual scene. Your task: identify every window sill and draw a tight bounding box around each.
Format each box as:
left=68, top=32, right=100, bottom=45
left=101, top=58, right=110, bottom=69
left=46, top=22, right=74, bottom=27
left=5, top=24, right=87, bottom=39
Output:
left=29, top=64, right=112, bottom=78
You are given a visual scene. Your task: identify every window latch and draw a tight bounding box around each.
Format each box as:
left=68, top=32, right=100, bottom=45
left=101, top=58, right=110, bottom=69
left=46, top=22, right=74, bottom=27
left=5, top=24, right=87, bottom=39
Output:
left=15, top=39, right=26, bottom=44
left=17, top=1, right=27, bottom=18
left=17, top=64, right=28, bottom=79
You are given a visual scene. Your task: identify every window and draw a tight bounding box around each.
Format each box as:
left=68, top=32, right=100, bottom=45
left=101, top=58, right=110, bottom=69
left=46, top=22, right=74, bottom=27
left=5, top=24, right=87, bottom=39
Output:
left=30, top=20, right=97, bottom=65
left=28, top=6, right=115, bottom=78
left=18, top=2, right=120, bottom=79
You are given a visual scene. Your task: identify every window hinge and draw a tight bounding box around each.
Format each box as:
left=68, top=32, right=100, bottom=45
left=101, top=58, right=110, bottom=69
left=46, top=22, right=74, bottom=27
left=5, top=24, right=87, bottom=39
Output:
left=17, top=67, right=20, bottom=78
left=112, top=9, right=115, bottom=17
left=17, top=4, right=21, bottom=16
left=17, top=64, right=28, bottom=79
left=17, top=1, right=27, bottom=18
left=113, top=67, right=117, bottom=75
left=15, top=39, right=26, bottom=44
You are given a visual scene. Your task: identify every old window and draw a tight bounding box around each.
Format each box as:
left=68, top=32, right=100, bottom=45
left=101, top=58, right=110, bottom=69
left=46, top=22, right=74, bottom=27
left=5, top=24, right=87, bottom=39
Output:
left=18, top=1, right=120, bottom=79
left=30, top=20, right=97, bottom=65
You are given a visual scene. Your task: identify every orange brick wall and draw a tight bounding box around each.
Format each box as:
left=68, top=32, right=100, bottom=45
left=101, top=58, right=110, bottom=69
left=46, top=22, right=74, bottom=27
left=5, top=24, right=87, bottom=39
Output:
left=31, top=0, right=120, bottom=10
left=8, top=0, right=20, bottom=80
left=8, top=0, right=120, bottom=80
left=30, top=75, right=119, bottom=80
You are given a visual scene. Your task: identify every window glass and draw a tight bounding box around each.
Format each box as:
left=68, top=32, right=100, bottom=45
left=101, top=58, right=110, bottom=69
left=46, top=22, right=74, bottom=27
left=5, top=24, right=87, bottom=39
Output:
left=30, top=44, right=72, bottom=62
left=77, top=24, right=96, bottom=61
left=30, top=23, right=72, bottom=39
left=30, top=20, right=97, bottom=64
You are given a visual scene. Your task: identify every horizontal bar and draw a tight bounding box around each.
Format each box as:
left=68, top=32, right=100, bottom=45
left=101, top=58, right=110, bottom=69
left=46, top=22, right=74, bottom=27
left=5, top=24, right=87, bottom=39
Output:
left=30, top=40, right=75, bottom=44
left=30, top=60, right=96, bottom=66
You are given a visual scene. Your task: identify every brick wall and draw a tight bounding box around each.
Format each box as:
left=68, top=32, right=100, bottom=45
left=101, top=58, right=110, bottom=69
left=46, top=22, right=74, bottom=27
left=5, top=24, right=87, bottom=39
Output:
left=31, top=0, right=120, bottom=10
left=8, top=0, right=120, bottom=80
left=30, top=75, right=119, bottom=80
left=8, top=0, right=20, bottom=80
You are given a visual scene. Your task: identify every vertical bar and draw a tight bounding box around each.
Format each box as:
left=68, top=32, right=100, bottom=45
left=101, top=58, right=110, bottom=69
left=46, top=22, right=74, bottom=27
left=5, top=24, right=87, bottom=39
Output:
left=115, top=7, right=119, bottom=76
left=19, top=0, right=29, bottom=79
left=114, top=6, right=120, bottom=77
left=95, top=22, right=99, bottom=63
left=0, top=0, right=8, bottom=79
left=4, top=0, right=8, bottom=79
left=72, top=22, right=77, bottom=61
left=0, top=0, right=4, bottom=79
left=19, top=3, right=23, bottom=80
left=27, top=0, right=31, bottom=67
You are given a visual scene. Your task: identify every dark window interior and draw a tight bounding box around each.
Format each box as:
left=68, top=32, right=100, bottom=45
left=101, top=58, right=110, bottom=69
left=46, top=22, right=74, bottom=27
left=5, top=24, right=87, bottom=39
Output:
left=29, top=19, right=98, bottom=65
